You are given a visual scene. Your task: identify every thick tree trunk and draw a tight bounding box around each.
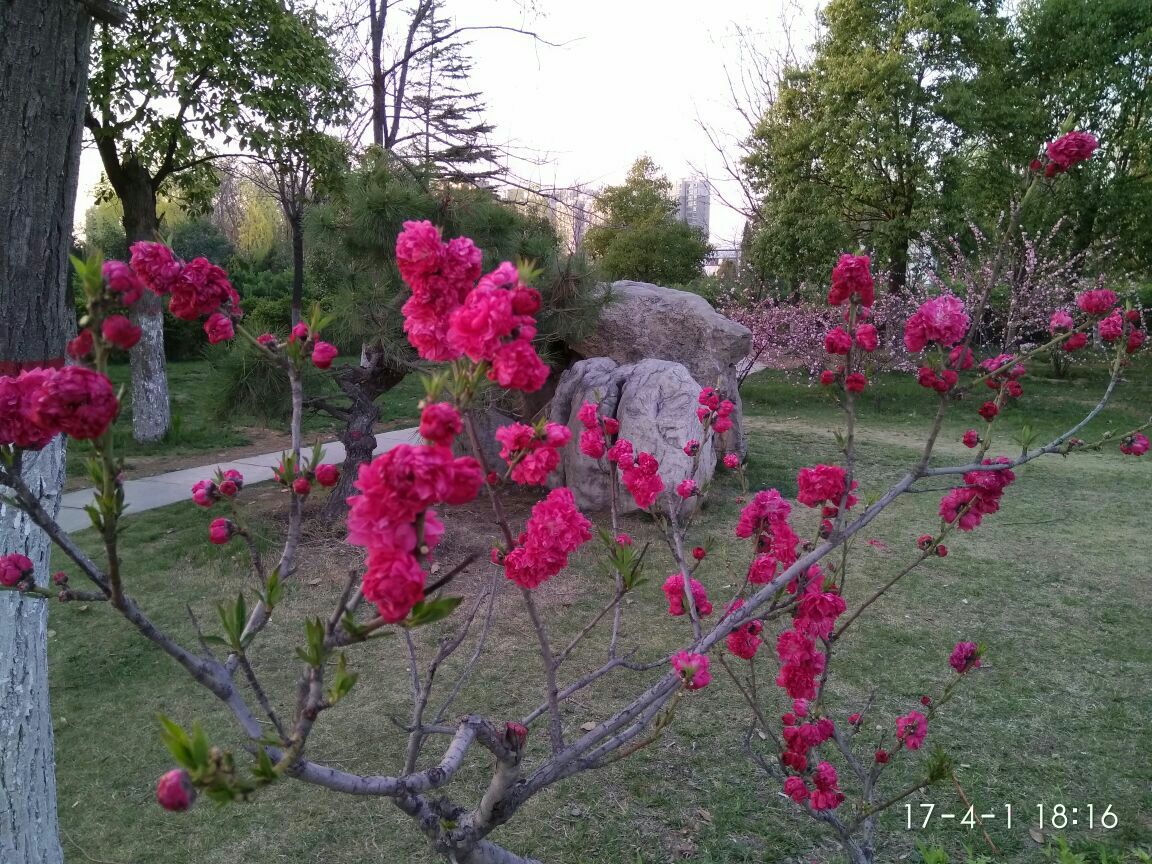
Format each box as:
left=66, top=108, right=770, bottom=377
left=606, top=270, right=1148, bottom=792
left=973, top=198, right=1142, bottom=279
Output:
left=0, top=2, right=93, bottom=861
left=120, top=164, right=171, bottom=443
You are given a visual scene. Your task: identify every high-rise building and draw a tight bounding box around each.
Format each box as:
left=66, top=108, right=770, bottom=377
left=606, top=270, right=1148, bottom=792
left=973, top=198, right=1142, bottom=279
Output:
left=677, top=177, right=710, bottom=236
left=498, top=184, right=594, bottom=253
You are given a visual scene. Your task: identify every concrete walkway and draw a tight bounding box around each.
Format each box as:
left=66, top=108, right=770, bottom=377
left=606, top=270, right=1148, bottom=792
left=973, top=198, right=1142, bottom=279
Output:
left=56, top=427, right=422, bottom=533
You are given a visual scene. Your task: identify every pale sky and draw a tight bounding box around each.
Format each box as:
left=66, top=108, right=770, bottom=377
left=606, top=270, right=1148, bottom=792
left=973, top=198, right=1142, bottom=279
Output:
left=77, top=0, right=822, bottom=248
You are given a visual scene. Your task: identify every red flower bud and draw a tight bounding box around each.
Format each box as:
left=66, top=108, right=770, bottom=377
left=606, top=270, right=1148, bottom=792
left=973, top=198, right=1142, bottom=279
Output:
left=156, top=769, right=196, bottom=811
left=692, top=546, right=706, bottom=560
left=874, top=749, right=889, bottom=764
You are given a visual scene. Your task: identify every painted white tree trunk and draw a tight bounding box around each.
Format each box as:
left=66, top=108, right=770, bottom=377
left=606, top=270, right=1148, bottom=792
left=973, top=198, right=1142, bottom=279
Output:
left=0, top=438, right=67, bottom=864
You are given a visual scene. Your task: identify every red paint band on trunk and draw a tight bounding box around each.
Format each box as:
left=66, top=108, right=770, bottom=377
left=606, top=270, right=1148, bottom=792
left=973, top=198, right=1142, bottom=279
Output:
left=0, top=357, right=67, bottom=376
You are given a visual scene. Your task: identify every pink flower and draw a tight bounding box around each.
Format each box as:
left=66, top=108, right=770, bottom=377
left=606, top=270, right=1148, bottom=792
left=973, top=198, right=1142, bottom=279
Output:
left=856, top=323, right=878, bottom=352
left=1127, top=329, right=1146, bottom=354
left=395, top=220, right=445, bottom=288
left=1046, top=131, right=1098, bottom=170
left=848, top=712, right=862, bottom=725
left=488, top=338, right=549, bottom=392
left=314, top=463, right=340, bottom=487
left=67, top=329, right=94, bottom=359
left=615, top=533, right=633, bottom=546
left=502, top=488, right=592, bottom=589
left=748, top=553, right=777, bottom=584
left=1063, top=332, right=1089, bottom=352
left=31, top=366, right=118, bottom=440
left=1076, top=289, right=1118, bottom=316
left=904, top=295, right=970, bottom=352
left=727, top=617, right=763, bottom=659
left=256, top=332, right=278, bottom=348
left=209, top=518, right=234, bottom=545
left=496, top=421, right=571, bottom=486
left=203, top=312, right=234, bottom=345
left=675, top=478, right=697, bottom=498
left=828, top=254, right=875, bottom=307
left=156, top=769, right=196, bottom=811
left=129, top=242, right=181, bottom=295
left=289, top=322, right=310, bottom=345
left=810, top=762, right=845, bottom=811
left=671, top=651, right=711, bottom=690
left=948, top=345, right=975, bottom=370
left=448, top=283, right=517, bottom=361
left=1120, top=432, right=1149, bottom=456
left=874, top=749, right=889, bottom=764
left=949, top=641, right=981, bottom=674
left=217, top=479, right=238, bottom=498
left=606, top=438, right=633, bottom=464
left=1098, top=311, right=1124, bottom=342
left=579, top=428, right=606, bottom=458
left=1050, top=309, right=1074, bottom=332
left=824, top=326, right=852, bottom=355
left=723, top=453, right=740, bottom=469
left=102, top=314, right=142, bottom=350
left=819, top=369, right=837, bottom=386
left=0, top=370, right=57, bottom=450
left=621, top=451, right=665, bottom=509
left=978, top=401, right=999, bottom=421
left=168, top=257, right=239, bottom=321
left=311, top=340, right=339, bottom=369
left=293, top=476, right=312, bottom=496
left=896, top=710, right=928, bottom=750
left=683, top=438, right=700, bottom=456
left=698, top=387, right=720, bottom=411
left=661, top=573, right=713, bottom=617
left=102, top=259, right=145, bottom=305
left=796, top=464, right=848, bottom=508
left=692, top=546, right=706, bottom=560
left=844, top=372, right=867, bottom=393
left=0, top=553, right=34, bottom=587
left=191, top=479, right=217, bottom=507
left=783, top=776, right=809, bottom=803
left=419, top=402, right=463, bottom=447
left=362, top=546, right=427, bottom=622
left=962, top=429, right=980, bottom=448
left=442, top=235, right=482, bottom=287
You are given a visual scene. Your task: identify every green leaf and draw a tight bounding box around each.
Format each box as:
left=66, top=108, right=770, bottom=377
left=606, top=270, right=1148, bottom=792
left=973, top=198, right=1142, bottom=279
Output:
left=325, top=653, right=358, bottom=706
left=404, top=596, right=464, bottom=628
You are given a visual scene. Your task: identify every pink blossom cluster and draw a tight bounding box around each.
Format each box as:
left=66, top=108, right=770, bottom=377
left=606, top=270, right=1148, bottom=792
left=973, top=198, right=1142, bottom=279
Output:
left=671, top=651, right=711, bottom=690
left=723, top=599, right=763, bottom=659
left=939, top=458, right=1017, bottom=532
left=785, top=762, right=844, bottom=811
left=347, top=443, right=483, bottom=621
left=661, top=572, right=712, bottom=617
left=129, top=242, right=242, bottom=330
left=606, top=439, right=665, bottom=509
left=903, top=295, right=970, bottom=354
left=192, top=469, right=245, bottom=507
left=735, top=489, right=800, bottom=571
left=495, top=421, right=571, bottom=486
left=796, top=464, right=856, bottom=512
left=575, top=400, right=620, bottom=458
left=775, top=567, right=846, bottom=704
left=0, top=366, right=118, bottom=446
left=896, top=710, right=928, bottom=750
left=696, top=386, right=736, bottom=435
left=501, top=488, right=592, bottom=589
left=949, top=641, right=981, bottom=674
left=979, top=354, right=1027, bottom=399
left=1043, top=131, right=1098, bottom=174
left=396, top=221, right=549, bottom=392
left=0, top=553, right=34, bottom=588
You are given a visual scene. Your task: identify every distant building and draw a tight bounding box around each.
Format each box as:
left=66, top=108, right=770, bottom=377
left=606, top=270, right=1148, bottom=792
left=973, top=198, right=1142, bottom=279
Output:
left=677, top=177, right=710, bottom=236
left=500, top=184, right=594, bottom=253
left=703, top=247, right=740, bottom=277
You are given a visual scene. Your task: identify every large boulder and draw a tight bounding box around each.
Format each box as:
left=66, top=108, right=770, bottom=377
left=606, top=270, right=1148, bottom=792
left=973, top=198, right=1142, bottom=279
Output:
left=551, top=358, right=714, bottom=514
left=573, top=281, right=752, bottom=451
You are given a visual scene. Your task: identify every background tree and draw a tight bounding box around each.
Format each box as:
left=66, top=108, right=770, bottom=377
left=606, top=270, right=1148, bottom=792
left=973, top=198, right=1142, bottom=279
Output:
left=401, top=0, right=499, bottom=181
left=742, top=0, right=1017, bottom=293
left=0, top=2, right=120, bottom=861
left=584, top=156, right=712, bottom=285
left=85, top=0, right=344, bottom=442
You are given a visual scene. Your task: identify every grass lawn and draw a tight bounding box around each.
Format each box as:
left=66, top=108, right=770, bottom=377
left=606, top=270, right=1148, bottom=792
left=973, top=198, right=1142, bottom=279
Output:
left=48, top=360, right=1152, bottom=864
left=67, top=359, right=423, bottom=484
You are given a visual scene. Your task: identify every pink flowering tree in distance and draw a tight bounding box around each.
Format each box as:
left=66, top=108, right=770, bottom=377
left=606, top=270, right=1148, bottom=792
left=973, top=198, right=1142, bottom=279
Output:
left=2, top=131, right=1151, bottom=864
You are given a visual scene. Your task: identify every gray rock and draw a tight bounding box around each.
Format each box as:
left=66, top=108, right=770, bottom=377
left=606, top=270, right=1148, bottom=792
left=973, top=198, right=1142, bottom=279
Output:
left=550, top=358, right=714, bottom=514
left=573, top=281, right=752, bottom=452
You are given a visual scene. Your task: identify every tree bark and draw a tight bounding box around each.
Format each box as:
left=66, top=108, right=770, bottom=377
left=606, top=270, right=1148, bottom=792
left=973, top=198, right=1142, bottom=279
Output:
left=0, top=2, right=93, bottom=861
left=289, top=211, right=305, bottom=325
left=118, top=159, right=171, bottom=443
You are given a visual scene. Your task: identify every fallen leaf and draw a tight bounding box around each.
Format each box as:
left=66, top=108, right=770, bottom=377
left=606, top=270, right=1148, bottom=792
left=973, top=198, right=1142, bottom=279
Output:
left=580, top=721, right=596, bottom=732
left=695, top=808, right=713, bottom=823
left=1028, top=827, right=1044, bottom=844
